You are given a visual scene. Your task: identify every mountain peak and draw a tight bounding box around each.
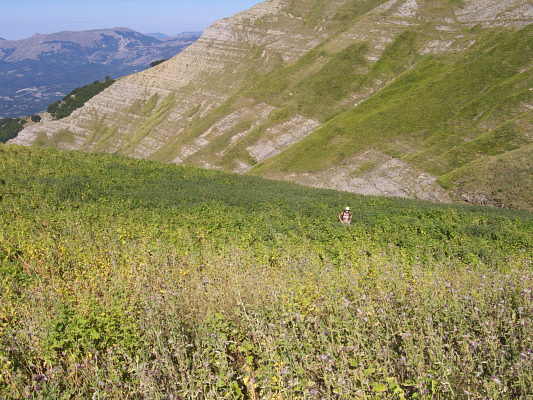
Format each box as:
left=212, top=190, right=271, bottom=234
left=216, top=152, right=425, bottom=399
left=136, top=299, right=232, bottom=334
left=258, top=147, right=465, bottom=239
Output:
left=145, top=32, right=169, bottom=40
left=0, top=27, right=187, bottom=62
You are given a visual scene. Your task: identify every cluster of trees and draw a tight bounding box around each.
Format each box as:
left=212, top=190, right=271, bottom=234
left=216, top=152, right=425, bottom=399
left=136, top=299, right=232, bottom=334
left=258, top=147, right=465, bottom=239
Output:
left=2, top=76, right=115, bottom=142
left=0, top=118, right=25, bottom=143
left=47, top=76, right=115, bottom=120
left=150, top=59, right=168, bottom=67
left=0, top=115, right=40, bottom=143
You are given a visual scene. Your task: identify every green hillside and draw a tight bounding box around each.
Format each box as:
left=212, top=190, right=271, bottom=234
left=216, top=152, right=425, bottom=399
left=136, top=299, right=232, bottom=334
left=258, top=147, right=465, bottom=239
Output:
left=438, top=143, right=533, bottom=210
left=1, top=144, right=532, bottom=399
left=143, top=6, right=532, bottom=210
left=11, top=0, right=532, bottom=211
left=248, top=24, right=533, bottom=209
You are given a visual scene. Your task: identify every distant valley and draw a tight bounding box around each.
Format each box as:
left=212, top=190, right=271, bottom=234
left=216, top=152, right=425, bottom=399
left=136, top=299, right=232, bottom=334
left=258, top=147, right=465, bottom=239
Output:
left=0, top=28, right=200, bottom=117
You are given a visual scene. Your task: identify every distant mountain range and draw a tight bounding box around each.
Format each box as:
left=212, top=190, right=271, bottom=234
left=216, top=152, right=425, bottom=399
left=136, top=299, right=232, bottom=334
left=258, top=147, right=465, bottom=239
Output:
left=145, top=33, right=169, bottom=40
left=0, top=28, right=201, bottom=117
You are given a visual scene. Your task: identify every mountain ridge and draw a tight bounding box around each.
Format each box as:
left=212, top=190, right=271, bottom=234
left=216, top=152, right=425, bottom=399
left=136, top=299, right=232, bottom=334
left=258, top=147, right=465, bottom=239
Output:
left=0, top=27, right=189, bottom=62
left=0, top=28, right=200, bottom=117
left=10, top=0, right=533, bottom=210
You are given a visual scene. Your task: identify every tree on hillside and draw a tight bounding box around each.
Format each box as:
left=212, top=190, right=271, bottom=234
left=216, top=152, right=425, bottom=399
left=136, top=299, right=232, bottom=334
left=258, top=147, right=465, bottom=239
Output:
left=0, top=117, right=25, bottom=143
left=47, top=77, right=115, bottom=120
left=150, top=59, right=169, bottom=67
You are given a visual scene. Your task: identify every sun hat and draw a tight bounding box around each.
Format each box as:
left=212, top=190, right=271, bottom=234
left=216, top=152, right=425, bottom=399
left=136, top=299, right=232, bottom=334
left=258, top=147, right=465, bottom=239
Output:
left=345, top=207, right=350, bottom=211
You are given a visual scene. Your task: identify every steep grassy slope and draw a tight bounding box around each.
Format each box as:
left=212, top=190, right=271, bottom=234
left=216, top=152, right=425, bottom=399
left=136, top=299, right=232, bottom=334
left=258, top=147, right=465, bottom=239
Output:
left=1, top=144, right=532, bottom=398
left=250, top=24, right=533, bottom=209
left=439, top=143, right=533, bottom=210
left=9, top=0, right=533, bottom=209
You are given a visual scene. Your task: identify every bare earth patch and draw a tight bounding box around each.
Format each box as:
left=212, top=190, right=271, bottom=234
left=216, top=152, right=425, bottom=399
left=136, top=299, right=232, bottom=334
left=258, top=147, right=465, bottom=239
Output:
left=282, top=150, right=451, bottom=203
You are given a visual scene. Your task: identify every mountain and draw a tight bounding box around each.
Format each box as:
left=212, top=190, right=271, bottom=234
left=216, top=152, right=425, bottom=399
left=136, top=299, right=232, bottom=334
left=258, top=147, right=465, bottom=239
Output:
left=10, top=0, right=533, bottom=210
left=0, top=28, right=200, bottom=117
left=146, top=32, right=170, bottom=40
left=162, top=32, right=203, bottom=41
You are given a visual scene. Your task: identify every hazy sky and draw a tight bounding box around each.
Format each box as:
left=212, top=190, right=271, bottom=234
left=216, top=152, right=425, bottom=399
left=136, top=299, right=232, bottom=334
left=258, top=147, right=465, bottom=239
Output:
left=0, top=0, right=262, bottom=40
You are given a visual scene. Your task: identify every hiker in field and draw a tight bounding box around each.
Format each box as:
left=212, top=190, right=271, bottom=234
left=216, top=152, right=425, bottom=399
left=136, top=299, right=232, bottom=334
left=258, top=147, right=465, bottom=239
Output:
left=339, top=206, right=352, bottom=227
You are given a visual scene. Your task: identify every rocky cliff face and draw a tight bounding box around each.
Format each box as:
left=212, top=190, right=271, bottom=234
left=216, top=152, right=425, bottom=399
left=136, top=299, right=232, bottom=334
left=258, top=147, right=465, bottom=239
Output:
left=11, top=0, right=338, bottom=152
left=10, top=0, right=533, bottom=209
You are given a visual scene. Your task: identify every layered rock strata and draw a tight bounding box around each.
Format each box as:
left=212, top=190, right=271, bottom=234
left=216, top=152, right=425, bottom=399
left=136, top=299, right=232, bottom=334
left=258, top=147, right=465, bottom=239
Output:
left=10, top=0, right=533, bottom=206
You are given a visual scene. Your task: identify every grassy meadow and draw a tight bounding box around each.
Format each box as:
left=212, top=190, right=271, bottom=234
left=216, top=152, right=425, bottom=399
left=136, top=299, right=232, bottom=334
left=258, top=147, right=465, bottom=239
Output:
left=1, top=144, right=532, bottom=399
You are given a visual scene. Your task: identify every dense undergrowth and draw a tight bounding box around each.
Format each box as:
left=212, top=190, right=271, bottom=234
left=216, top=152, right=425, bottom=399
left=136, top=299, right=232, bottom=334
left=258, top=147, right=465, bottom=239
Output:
left=1, top=144, right=532, bottom=399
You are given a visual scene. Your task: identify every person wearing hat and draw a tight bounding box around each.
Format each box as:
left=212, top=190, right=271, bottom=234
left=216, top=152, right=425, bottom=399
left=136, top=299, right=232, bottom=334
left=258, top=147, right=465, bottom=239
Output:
left=339, top=207, right=352, bottom=226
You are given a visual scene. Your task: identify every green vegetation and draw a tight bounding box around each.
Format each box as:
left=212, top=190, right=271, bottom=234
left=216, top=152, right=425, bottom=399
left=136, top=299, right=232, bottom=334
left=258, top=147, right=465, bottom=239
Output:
left=47, top=77, right=115, bottom=120
left=120, top=92, right=175, bottom=154
left=333, top=0, right=392, bottom=23
left=290, top=42, right=368, bottom=113
left=150, top=59, right=169, bottom=67
left=0, top=116, right=40, bottom=143
left=438, top=144, right=533, bottom=211
left=250, top=25, right=533, bottom=209
left=1, top=144, right=532, bottom=399
left=141, top=94, right=160, bottom=116
left=34, top=130, right=75, bottom=148
left=243, top=24, right=421, bottom=124
left=0, top=118, right=26, bottom=144
left=253, top=26, right=532, bottom=172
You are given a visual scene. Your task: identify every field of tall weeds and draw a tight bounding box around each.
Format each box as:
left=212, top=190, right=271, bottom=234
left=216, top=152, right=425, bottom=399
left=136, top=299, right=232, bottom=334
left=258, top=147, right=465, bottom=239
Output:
left=1, top=145, right=532, bottom=399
